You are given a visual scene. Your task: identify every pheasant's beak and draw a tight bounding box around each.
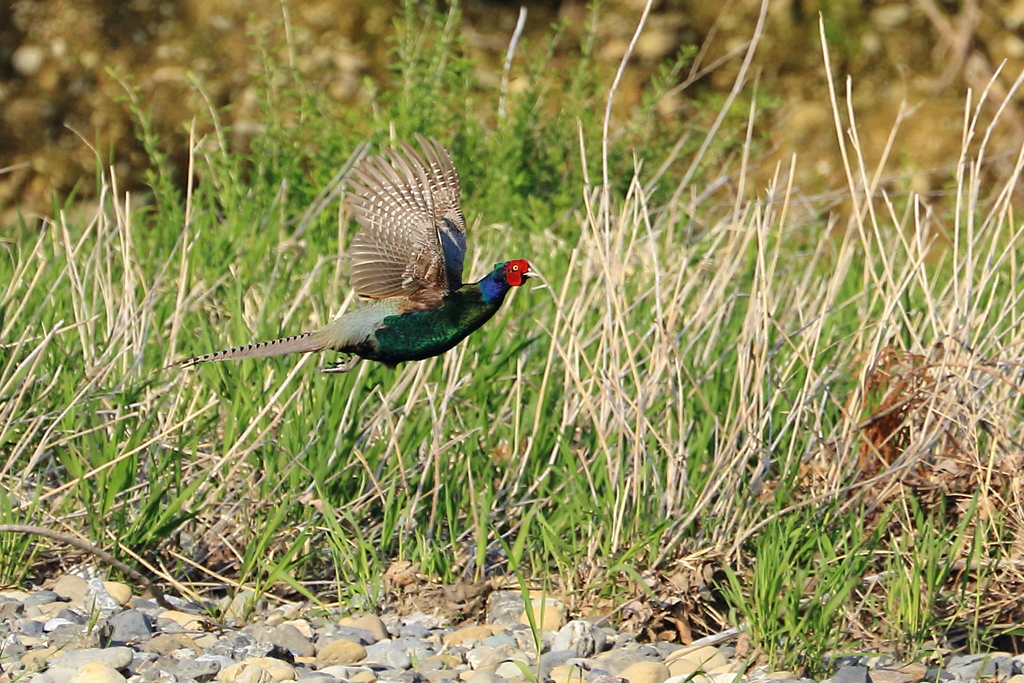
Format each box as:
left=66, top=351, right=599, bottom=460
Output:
left=524, top=268, right=547, bottom=290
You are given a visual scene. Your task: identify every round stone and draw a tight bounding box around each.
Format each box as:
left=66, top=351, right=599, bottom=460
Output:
left=11, top=45, right=45, bottom=76
left=317, top=639, right=367, bottom=665
left=108, top=609, right=154, bottom=643
left=519, top=599, right=566, bottom=632
left=55, top=647, right=134, bottom=670
left=342, top=615, right=389, bottom=642
left=274, top=623, right=316, bottom=658
left=364, top=643, right=411, bottom=670
left=68, top=662, right=126, bottom=683
left=102, top=583, right=132, bottom=606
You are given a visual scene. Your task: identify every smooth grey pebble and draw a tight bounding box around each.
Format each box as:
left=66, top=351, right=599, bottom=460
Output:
left=110, top=609, right=155, bottom=642
left=19, top=618, right=44, bottom=636
left=272, top=623, right=316, bottom=658
left=153, top=654, right=221, bottom=682
left=23, top=591, right=62, bottom=608
left=365, top=643, right=412, bottom=670
left=398, top=624, right=432, bottom=639
left=833, top=665, right=869, bottom=683
left=482, top=634, right=517, bottom=649
left=55, top=646, right=134, bottom=669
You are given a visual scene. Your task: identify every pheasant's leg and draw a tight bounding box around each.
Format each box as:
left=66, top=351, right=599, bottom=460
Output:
left=322, top=355, right=363, bottom=374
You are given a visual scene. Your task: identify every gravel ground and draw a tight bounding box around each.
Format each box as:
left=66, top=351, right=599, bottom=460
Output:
left=1, top=574, right=1022, bottom=683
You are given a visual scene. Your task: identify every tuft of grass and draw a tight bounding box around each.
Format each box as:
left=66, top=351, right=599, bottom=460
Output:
left=722, top=507, right=881, bottom=676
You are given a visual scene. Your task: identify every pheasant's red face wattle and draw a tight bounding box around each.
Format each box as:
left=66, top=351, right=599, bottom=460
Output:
left=504, top=259, right=531, bottom=287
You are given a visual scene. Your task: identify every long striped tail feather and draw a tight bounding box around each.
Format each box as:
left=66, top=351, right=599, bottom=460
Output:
left=177, top=331, right=327, bottom=368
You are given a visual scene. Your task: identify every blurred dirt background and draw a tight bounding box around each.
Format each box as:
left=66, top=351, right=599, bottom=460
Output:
left=3, top=0, right=1024, bottom=226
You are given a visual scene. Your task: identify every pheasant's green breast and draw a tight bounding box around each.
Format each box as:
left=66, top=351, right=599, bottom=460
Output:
left=358, top=286, right=505, bottom=364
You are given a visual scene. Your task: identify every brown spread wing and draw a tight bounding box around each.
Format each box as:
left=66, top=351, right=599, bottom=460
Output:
left=346, top=136, right=466, bottom=307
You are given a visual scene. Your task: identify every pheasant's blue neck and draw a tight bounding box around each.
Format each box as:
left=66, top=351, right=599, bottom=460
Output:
left=479, top=267, right=510, bottom=305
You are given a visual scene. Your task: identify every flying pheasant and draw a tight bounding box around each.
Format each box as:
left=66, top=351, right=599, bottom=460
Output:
left=178, top=134, right=533, bottom=373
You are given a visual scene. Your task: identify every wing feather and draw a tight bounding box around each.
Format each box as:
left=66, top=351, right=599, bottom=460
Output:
left=345, top=136, right=467, bottom=303
left=413, top=134, right=466, bottom=288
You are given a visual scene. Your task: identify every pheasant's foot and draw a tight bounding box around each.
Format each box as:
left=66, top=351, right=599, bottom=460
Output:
left=322, top=354, right=363, bottom=374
